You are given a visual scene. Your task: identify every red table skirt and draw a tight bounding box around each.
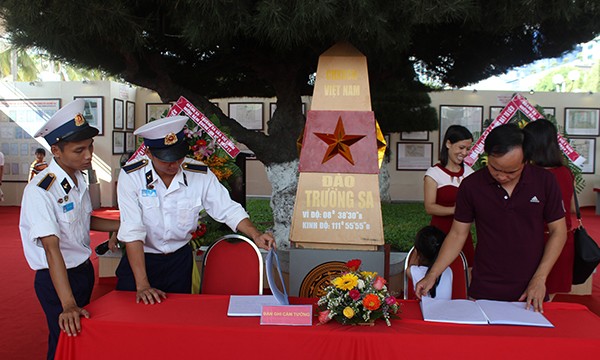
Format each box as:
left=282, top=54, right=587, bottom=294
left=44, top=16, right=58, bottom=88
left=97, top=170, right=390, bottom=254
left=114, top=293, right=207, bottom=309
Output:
left=56, top=291, right=600, bottom=360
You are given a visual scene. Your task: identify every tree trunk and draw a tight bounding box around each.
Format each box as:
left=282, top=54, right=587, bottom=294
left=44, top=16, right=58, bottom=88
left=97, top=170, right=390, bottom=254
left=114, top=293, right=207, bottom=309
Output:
left=379, top=156, right=391, bottom=203
left=124, top=58, right=306, bottom=247
left=265, top=160, right=299, bottom=249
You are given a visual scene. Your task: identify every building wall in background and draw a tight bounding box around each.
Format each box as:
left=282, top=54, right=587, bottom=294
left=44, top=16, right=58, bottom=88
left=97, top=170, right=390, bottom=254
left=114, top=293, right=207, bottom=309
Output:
left=2, top=85, right=598, bottom=207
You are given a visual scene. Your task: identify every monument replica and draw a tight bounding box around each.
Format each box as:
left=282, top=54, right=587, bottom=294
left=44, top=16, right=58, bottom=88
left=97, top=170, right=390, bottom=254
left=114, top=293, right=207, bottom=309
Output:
left=289, top=42, right=387, bottom=297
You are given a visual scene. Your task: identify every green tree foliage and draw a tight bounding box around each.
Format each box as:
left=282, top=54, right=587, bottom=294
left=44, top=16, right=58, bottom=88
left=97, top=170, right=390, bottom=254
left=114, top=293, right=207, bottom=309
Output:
left=535, top=66, right=587, bottom=92
left=0, top=47, right=38, bottom=81
left=1, top=0, right=599, bottom=164
left=584, top=62, right=600, bottom=92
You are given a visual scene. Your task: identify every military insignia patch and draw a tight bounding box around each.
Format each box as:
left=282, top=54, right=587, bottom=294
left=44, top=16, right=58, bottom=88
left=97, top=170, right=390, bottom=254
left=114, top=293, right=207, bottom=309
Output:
left=74, top=113, right=86, bottom=126
left=164, top=132, right=178, bottom=145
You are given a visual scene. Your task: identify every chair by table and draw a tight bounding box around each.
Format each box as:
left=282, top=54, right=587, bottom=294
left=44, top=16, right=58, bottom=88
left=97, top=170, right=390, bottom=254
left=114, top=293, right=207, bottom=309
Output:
left=200, top=234, right=264, bottom=295
left=403, top=246, right=469, bottom=300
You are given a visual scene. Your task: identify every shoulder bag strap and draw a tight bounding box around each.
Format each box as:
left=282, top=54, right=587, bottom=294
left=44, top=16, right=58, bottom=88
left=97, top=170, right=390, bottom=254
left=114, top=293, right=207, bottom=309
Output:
left=573, top=184, right=583, bottom=227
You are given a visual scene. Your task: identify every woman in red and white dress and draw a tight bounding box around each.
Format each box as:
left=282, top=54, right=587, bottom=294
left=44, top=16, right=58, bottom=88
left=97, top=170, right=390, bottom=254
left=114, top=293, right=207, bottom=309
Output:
left=424, top=125, right=475, bottom=266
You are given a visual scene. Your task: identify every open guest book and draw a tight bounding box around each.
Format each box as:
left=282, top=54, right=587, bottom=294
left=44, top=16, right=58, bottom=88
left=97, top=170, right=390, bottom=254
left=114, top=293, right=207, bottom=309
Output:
left=227, top=249, right=290, bottom=316
left=420, top=297, right=554, bottom=327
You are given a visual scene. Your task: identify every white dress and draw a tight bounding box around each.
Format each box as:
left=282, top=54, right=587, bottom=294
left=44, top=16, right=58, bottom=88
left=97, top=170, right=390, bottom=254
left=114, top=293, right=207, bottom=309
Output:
left=410, top=265, right=453, bottom=300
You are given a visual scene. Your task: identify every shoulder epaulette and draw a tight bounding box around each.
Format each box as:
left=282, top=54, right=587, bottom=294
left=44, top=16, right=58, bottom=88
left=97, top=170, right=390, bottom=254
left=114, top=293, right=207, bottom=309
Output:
left=182, top=163, right=208, bottom=173
left=122, top=159, right=148, bottom=174
left=37, top=173, right=56, bottom=191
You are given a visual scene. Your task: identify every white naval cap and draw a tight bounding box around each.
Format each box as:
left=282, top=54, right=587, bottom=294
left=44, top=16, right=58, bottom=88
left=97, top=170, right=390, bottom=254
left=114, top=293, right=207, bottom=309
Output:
left=34, top=99, right=99, bottom=145
left=134, top=115, right=189, bottom=161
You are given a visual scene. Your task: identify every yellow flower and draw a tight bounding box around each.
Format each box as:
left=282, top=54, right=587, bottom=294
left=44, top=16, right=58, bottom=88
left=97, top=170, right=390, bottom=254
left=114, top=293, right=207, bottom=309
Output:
left=332, top=273, right=358, bottom=290
left=343, top=306, right=355, bottom=319
left=360, top=271, right=377, bottom=278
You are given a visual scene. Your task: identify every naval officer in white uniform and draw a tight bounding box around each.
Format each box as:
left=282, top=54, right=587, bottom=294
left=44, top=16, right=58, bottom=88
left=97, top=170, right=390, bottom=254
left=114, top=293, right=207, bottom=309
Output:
left=116, top=115, right=274, bottom=304
left=20, top=99, right=119, bottom=360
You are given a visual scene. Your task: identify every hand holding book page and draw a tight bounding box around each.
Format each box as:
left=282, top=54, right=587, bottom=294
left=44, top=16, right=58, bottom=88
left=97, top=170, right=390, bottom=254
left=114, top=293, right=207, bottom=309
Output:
left=421, top=297, right=554, bottom=327
left=265, top=249, right=290, bottom=305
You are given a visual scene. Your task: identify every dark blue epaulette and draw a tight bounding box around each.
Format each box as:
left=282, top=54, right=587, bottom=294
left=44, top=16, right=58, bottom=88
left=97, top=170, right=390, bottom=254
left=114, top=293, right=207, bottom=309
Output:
left=122, top=159, right=148, bottom=174
left=37, top=173, right=56, bottom=191
left=182, top=163, right=208, bottom=174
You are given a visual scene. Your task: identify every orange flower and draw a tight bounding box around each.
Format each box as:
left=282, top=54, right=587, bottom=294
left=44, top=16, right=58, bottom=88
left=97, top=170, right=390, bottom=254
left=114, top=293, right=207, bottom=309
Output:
left=363, top=294, right=381, bottom=311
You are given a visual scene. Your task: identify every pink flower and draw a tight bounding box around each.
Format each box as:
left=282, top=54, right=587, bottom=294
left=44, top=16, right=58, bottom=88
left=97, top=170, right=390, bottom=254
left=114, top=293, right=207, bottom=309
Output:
left=385, top=296, right=397, bottom=306
left=318, top=310, right=331, bottom=324
left=349, top=289, right=361, bottom=300
left=373, top=276, right=387, bottom=290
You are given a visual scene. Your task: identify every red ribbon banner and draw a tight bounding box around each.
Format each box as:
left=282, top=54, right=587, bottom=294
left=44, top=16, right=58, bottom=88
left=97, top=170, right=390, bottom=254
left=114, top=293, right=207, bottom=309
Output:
left=168, top=97, right=240, bottom=158
left=129, top=97, right=240, bottom=162
left=464, top=94, right=584, bottom=167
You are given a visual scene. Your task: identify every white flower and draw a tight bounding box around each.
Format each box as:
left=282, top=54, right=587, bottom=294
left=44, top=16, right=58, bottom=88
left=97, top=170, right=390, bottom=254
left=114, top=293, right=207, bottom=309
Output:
left=357, top=279, right=365, bottom=290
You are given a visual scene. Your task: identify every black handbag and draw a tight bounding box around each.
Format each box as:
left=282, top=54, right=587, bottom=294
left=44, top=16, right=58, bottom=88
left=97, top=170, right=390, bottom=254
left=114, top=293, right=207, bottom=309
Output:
left=572, top=190, right=600, bottom=285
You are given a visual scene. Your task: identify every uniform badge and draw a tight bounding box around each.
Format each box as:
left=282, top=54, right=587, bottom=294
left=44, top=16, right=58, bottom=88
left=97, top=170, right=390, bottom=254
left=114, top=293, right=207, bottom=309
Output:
left=164, top=132, right=178, bottom=145
left=61, top=178, right=72, bottom=194
left=64, top=195, right=69, bottom=202
left=58, top=198, right=63, bottom=204
left=74, top=113, right=86, bottom=126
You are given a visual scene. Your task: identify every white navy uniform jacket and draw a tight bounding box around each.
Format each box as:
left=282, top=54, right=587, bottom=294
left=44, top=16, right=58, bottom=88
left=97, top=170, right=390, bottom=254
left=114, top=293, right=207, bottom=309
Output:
left=20, top=160, right=93, bottom=270
left=117, top=157, right=248, bottom=254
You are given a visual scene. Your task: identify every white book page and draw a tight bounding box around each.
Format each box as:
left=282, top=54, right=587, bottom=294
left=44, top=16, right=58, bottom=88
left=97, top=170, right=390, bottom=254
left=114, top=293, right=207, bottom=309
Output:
left=265, top=250, right=289, bottom=305
left=421, top=297, right=488, bottom=325
left=475, top=300, right=554, bottom=328
left=227, top=295, right=280, bottom=317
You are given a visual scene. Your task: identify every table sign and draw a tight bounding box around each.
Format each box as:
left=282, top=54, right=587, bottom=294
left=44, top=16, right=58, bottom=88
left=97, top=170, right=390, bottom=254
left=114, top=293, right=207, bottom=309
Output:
left=260, top=249, right=314, bottom=326
left=260, top=305, right=313, bottom=326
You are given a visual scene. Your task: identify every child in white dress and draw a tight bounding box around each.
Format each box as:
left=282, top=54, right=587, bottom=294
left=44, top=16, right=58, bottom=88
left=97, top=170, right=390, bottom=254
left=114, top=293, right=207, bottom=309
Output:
left=408, top=226, right=453, bottom=299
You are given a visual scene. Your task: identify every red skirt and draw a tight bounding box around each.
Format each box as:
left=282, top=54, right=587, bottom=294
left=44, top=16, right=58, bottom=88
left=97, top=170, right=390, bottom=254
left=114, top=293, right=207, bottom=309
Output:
left=545, top=229, right=575, bottom=294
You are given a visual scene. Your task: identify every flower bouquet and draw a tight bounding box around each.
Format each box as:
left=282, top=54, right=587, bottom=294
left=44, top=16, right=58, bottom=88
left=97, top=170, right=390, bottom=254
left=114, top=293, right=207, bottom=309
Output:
left=189, top=219, right=208, bottom=252
left=183, top=115, right=243, bottom=250
left=317, top=259, right=400, bottom=326
left=183, top=116, right=242, bottom=190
